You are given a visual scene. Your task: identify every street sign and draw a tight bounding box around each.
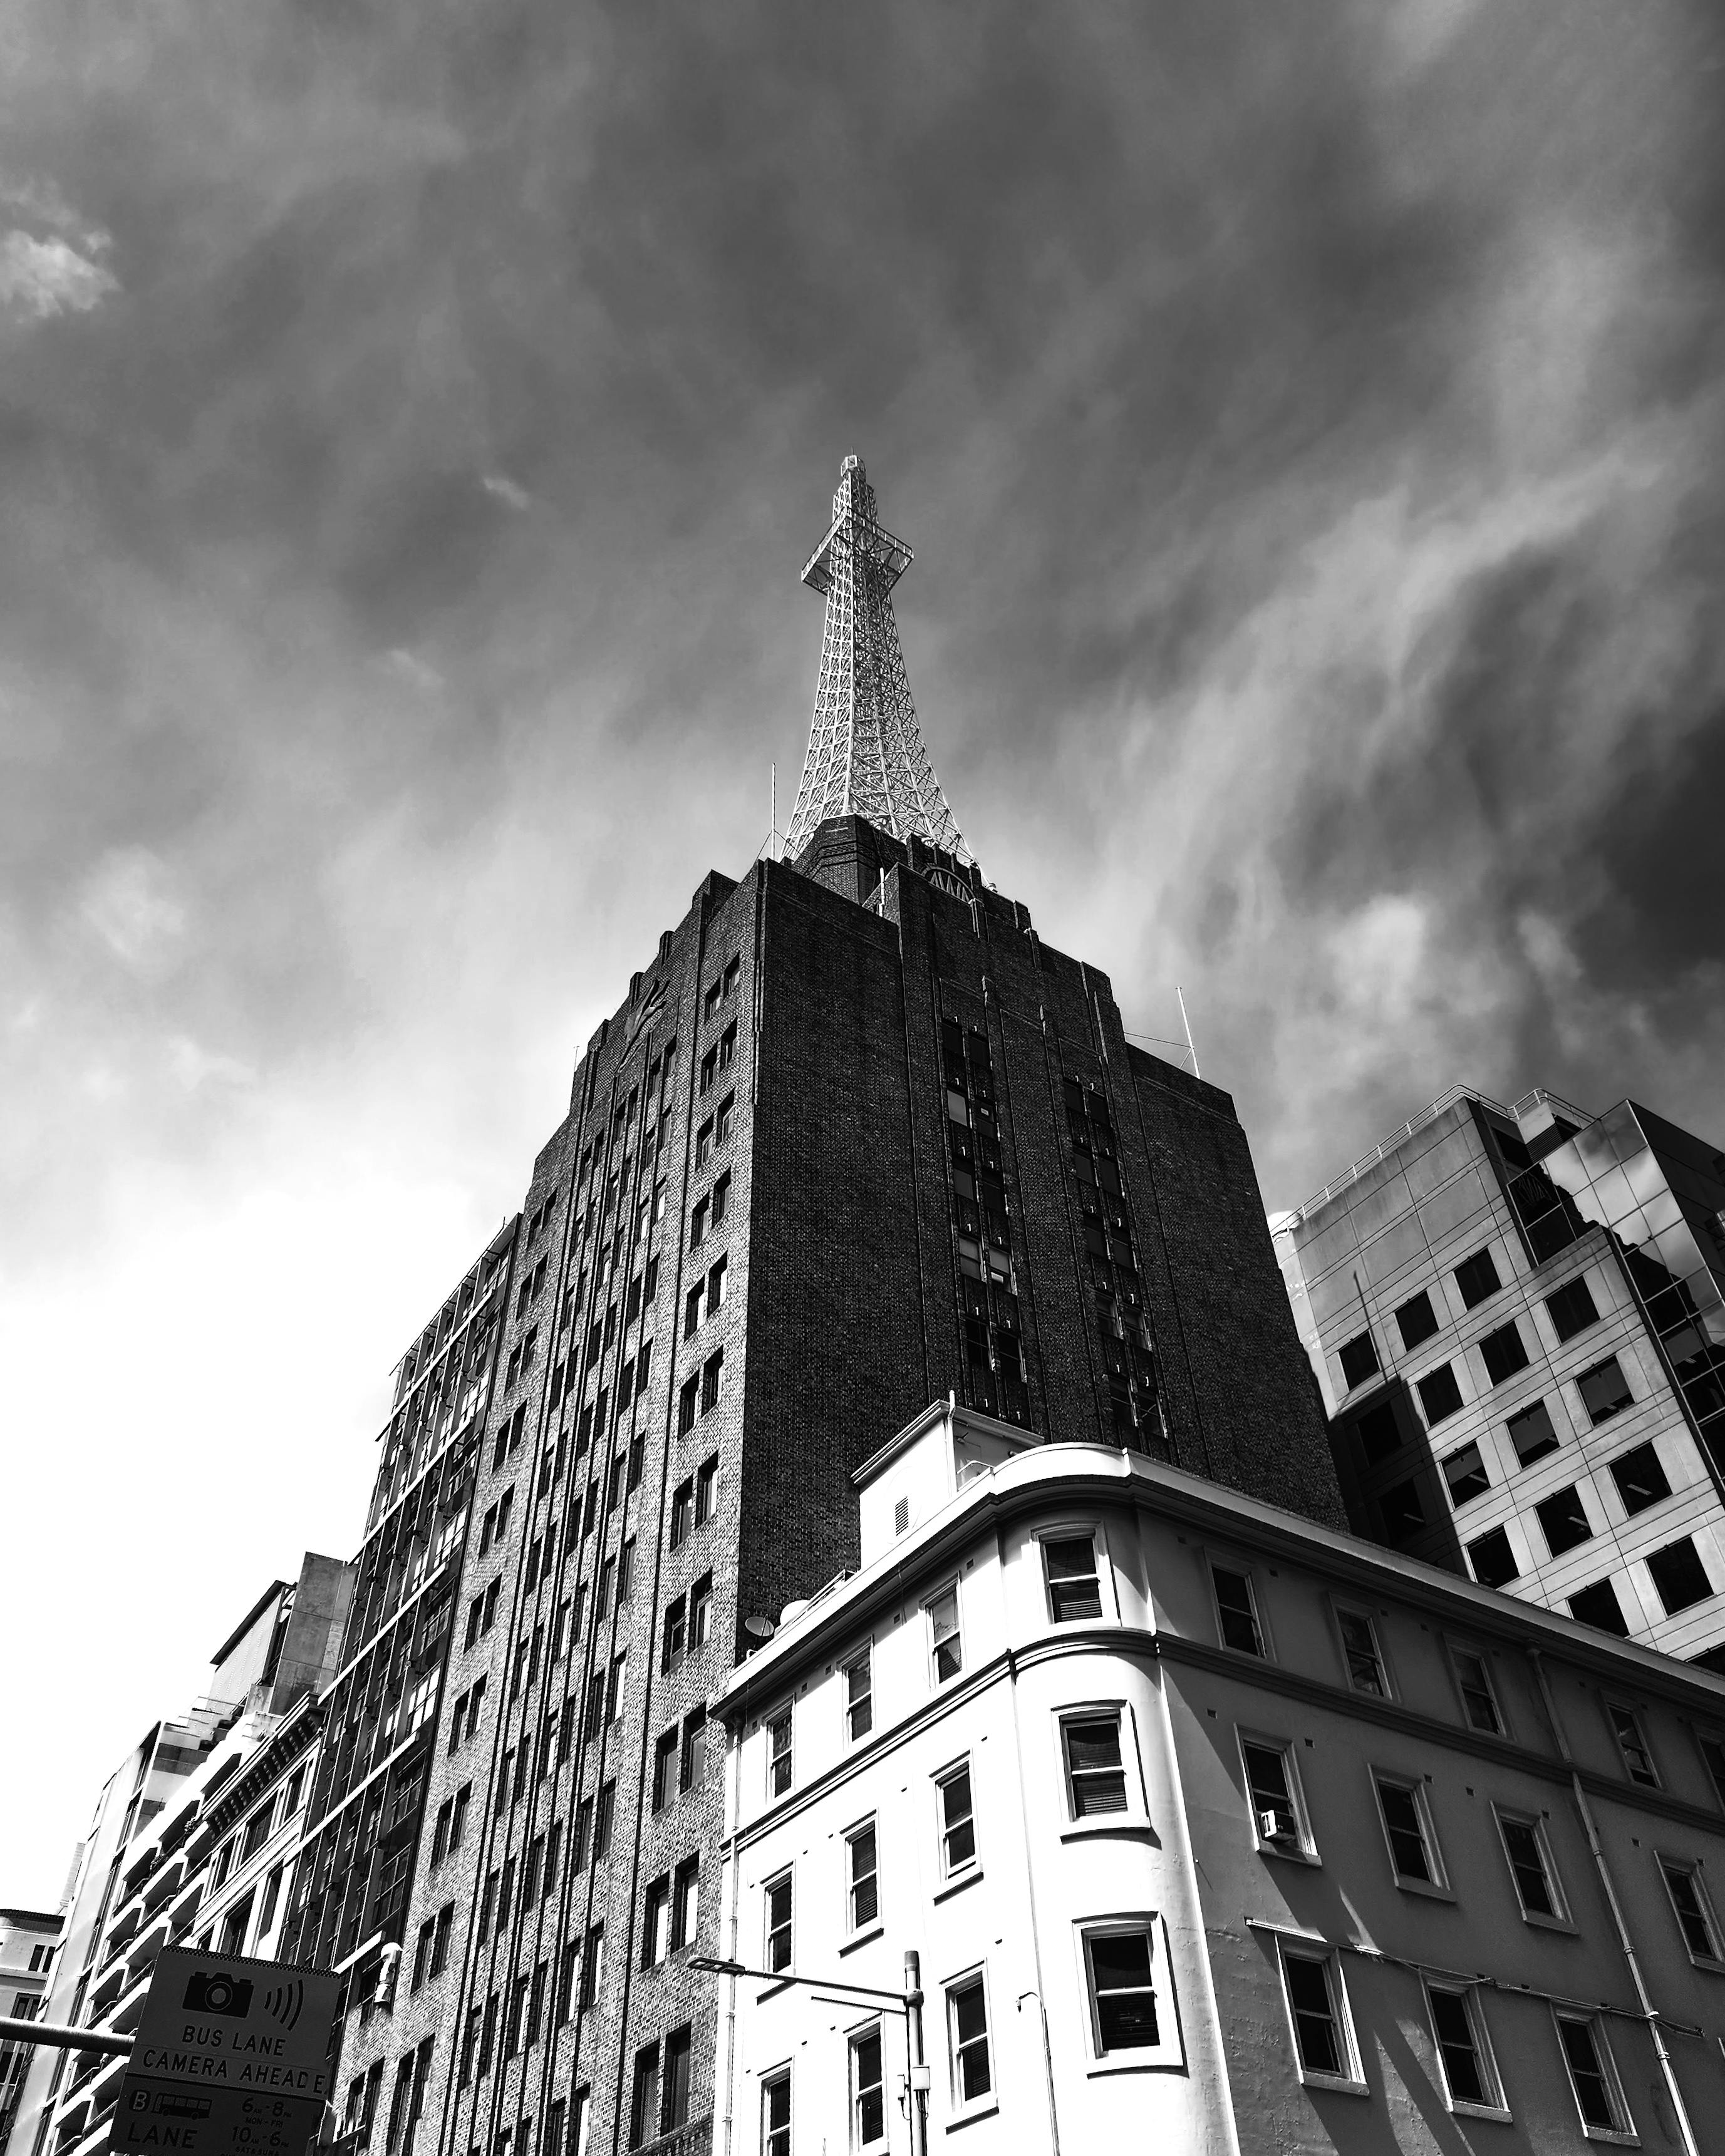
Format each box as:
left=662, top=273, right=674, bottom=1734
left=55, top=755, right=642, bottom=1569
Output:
left=113, top=1947, right=341, bottom=2156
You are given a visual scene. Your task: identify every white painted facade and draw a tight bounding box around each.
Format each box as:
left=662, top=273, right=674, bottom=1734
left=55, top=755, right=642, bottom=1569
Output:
left=707, top=1403, right=1725, bottom=2155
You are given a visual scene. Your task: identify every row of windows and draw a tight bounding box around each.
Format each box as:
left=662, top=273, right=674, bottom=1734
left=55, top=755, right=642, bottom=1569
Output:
left=1212, top=1556, right=1725, bottom=1798
left=762, top=1537, right=1103, bottom=1797
left=1466, top=1518, right=1715, bottom=1634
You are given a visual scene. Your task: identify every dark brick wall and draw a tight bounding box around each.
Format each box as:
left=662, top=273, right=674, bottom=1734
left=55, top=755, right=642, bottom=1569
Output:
left=341, top=814, right=1343, bottom=2156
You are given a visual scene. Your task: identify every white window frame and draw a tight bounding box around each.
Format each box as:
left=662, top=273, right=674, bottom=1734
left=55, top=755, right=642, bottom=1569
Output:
left=1655, top=1852, right=1725, bottom=1971
left=943, top=1963, right=995, bottom=2118
left=1037, top=1525, right=1107, bottom=1624
left=1604, top=1700, right=1661, bottom=1789
left=1236, top=1729, right=1318, bottom=1863
left=1446, top=1641, right=1507, bottom=1738
left=1274, top=1937, right=1366, bottom=2095
left=1206, top=1553, right=1270, bottom=1659
left=1370, top=1770, right=1451, bottom=1897
left=844, top=1817, right=881, bottom=1938
left=759, top=2063, right=792, bottom=2156
left=1491, top=1805, right=1571, bottom=1928
left=933, top=1756, right=978, bottom=1884
left=762, top=1869, right=793, bottom=1976
left=1074, top=1913, right=1184, bottom=2071
left=847, top=2019, right=888, bottom=2150
left=842, top=1645, right=874, bottom=1745
left=765, top=1706, right=792, bottom=1801
left=926, top=1582, right=963, bottom=1686
left=1551, top=2008, right=1637, bottom=2143
left=1423, top=1980, right=1510, bottom=2121
left=1330, top=1597, right=1393, bottom=1698
left=1055, top=1701, right=1148, bottom=1834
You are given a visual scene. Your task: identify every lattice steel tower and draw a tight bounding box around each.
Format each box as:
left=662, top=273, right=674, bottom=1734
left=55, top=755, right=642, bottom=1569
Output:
left=783, top=454, right=971, bottom=863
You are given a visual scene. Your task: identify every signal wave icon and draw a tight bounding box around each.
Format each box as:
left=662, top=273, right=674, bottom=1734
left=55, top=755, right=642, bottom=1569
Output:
left=262, top=1979, right=304, bottom=2030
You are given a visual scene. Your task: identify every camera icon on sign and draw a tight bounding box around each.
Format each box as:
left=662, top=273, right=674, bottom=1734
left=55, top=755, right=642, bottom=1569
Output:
left=184, top=1971, right=254, bottom=2018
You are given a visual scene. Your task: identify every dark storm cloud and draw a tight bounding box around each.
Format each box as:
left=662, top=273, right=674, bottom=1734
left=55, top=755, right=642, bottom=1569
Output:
left=3, top=0, right=1725, bottom=1897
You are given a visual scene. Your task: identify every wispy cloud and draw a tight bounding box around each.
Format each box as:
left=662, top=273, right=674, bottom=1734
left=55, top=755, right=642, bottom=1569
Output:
left=0, top=228, right=115, bottom=321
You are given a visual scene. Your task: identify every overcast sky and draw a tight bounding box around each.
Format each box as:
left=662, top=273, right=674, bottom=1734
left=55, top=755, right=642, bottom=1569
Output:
left=3, top=0, right=1723, bottom=1907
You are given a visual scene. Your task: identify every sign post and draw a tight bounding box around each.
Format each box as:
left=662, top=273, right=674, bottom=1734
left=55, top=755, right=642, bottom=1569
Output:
left=112, top=1948, right=341, bottom=2156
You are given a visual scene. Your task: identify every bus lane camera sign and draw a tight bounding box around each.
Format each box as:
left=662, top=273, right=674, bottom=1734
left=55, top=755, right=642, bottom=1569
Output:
left=115, top=1948, right=341, bottom=2156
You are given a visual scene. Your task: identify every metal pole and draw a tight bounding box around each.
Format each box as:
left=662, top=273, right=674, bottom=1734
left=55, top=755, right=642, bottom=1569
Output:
left=0, top=2017, right=132, bottom=2057
left=1175, top=985, right=1199, bottom=1080
left=904, top=1951, right=928, bottom=2156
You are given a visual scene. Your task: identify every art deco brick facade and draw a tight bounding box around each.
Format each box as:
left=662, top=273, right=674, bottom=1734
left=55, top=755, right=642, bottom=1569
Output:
left=309, top=813, right=1341, bottom=2156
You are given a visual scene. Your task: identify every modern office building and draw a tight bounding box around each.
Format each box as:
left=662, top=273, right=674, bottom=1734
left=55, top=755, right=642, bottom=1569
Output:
left=11, top=1557, right=351, bottom=2156
left=296, top=455, right=1339, bottom=2156
left=711, top=1399, right=1725, bottom=2153
left=1278, top=1085, right=1725, bottom=1666
left=0, top=1911, right=60, bottom=2153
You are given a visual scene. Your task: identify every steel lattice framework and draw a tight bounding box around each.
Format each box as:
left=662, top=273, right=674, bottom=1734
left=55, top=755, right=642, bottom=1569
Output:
left=783, top=455, right=971, bottom=864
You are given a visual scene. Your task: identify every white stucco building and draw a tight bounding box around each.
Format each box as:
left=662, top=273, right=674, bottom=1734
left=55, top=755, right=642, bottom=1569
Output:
left=706, top=1401, right=1725, bottom=2154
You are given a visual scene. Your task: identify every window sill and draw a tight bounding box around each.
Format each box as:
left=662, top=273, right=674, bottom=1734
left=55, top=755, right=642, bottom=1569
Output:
left=1059, top=1818, right=1158, bottom=1845
left=1392, top=1877, right=1456, bottom=1902
left=1520, top=1912, right=1579, bottom=1936
left=944, top=2104, right=998, bottom=2134
left=1256, top=1841, right=1322, bottom=1868
left=1296, top=2072, right=1369, bottom=2097
left=1084, top=2050, right=1183, bottom=2077
left=839, top=1924, right=884, bottom=1957
left=1450, top=2102, right=1514, bottom=2125
left=752, top=1977, right=794, bottom=2003
left=1684, top=1953, right=1725, bottom=1977
left=1578, top=2130, right=1640, bottom=2148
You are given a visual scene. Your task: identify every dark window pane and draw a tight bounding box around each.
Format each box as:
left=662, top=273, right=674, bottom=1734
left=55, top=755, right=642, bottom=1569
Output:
left=1090, top=1931, right=1158, bottom=2052
left=1044, top=1537, right=1102, bottom=1621
left=1377, top=1782, right=1431, bottom=1880
left=1417, top=1364, right=1464, bottom=1426
left=1578, top=1358, right=1632, bottom=1425
left=1506, top=1400, right=1560, bottom=1467
left=1569, top=1580, right=1629, bottom=1636
left=1546, top=1277, right=1600, bottom=1343
left=1338, top=1333, right=1379, bottom=1389
left=1478, top=1323, right=1530, bottom=1387
left=1468, top=1529, right=1518, bottom=1589
left=1648, top=1537, right=1713, bottom=1616
left=1396, top=1292, right=1440, bottom=1352
left=1429, top=1989, right=1486, bottom=2105
left=1453, top=1650, right=1501, bottom=1734
left=1355, top=1403, right=1401, bottom=1464
left=1283, top=1956, right=1343, bottom=2076
left=1661, top=1862, right=1718, bottom=1959
left=1535, top=1485, right=1592, bottom=1557
left=1500, top=1819, right=1555, bottom=1917
left=1610, top=1443, right=1671, bottom=1517
left=1213, top=1568, right=1262, bottom=1655
left=1557, top=2019, right=1617, bottom=2130
left=1454, top=1250, right=1501, bottom=1310
left=1243, top=1743, right=1296, bottom=1842
left=1379, top=1478, right=1426, bottom=1544
left=1442, top=1444, right=1490, bottom=1507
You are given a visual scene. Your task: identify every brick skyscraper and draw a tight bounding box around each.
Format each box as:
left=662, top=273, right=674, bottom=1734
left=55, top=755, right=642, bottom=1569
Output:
left=286, top=456, right=1341, bottom=2155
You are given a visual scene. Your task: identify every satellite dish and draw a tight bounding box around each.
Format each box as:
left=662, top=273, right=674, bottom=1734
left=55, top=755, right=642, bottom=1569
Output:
left=743, top=1614, right=776, bottom=1639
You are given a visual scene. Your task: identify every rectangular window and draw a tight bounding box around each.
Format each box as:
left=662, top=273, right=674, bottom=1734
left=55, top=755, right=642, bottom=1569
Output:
left=1441, top=1442, right=1490, bottom=1507
left=1546, top=1276, right=1600, bottom=1343
left=689, top=1572, right=712, bottom=1649
left=1084, top=1924, right=1159, bottom=2055
left=596, top=1780, right=615, bottom=1857
left=1659, top=1857, right=1721, bottom=1963
left=661, top=2026, right=692, bottom=2132
left=678, top=1373, right=699, bottom=1435
left=1337, top=1331, right=1379, bottom=1388
left=1211, top=1565, right=1263, bottom=1656
left=846, top=1822, right=879, bottom=1931
left=928, top=1586, right=963, bottom=1683
left=579, top=1925, right=604, bottom=2009
left=673, top=1857, right=699, bottom=1949
left=706, top=1253, right=727, bottom=1316
left=1279, top=1946, right=1359, bottom=2086
left=761, top=2070, right=790, bottom=2156
left=662, top=1594, right=686, bottom=1673
left=1375, top=1775, right=1443, bottom=1887
left=1507, top=1398, right=1560, bottom=1465
left=1571, top=1579, right=1630, bottom=1635
left=1426, top=1984, right=1504, bottom=2115
left=1396, top=1291, right=1439, bottom=1351
left=715, top=1091, right=734, bottom=1144
left=937, top=1762, right=976, bottom=1875
left=1449, top=1648, right=1502, bottom=1735
left=1044, top=1534, right=1102, bottom=1621
left=695, top=1455, right=718, bottom=1524
left=712, top=1168, right=731, bottom=1224
left=849, top=2026, right=885, bottom=2148
left=682, top=1708, right=710, bottom=1791
left=1241, top=1737, right=1305, bottom=1851
left=1698, top=1731, right=1725, bottom=1810
left=652, top=1730, right=677, bottom=1813
left=1536, top=1485, right=1592, bottom=1557
left=1063, top=1712, right=1129, bottom=1817
left=642, top=1878, right=670, bottom=1969
left=1417, top=1362, right=1464, bottom=1426
left=1478, top=1321, right=1529, bottom=1386
left=1454, top=1248, right=1501, bottom=1309
left=690, top=1197, right=708, bottom=1250
left=946, top=1973, right=992, bottom=2108
left=628, top=2045, right=659, bottom=2151
left=684, top=1282, right=702, bottom=1338
left=1467, top=1527, right=1518, bottom=1588
left=701, top=1348, right=723, bottom=1413
left=695, top=1118, right=713, bottom=1168
left=844, top=1649, right=873, bottom=1741
left=765, top=1872, right=792, bottom=1973
left=1555, top=2013, right=1631, bottom=2135
left=1648, top=1536, right=1713, bottom=1616
left=1609, top=1442, right=1671, bottom=1516
left=1335, top=1608, right=1387, bottom=1695
left=1496, top=1812, right=1562, bottom=1921
left=1355, top=1401, right=1401, bottom=1462
left=768, top=1709, right=792, bottom=1797
left=1578, top=1356, right=1633, bottom=1425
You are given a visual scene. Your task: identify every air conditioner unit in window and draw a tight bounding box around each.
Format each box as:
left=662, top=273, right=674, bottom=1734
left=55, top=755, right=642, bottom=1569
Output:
left=1258, top=1808, right=1284, bottom=1840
